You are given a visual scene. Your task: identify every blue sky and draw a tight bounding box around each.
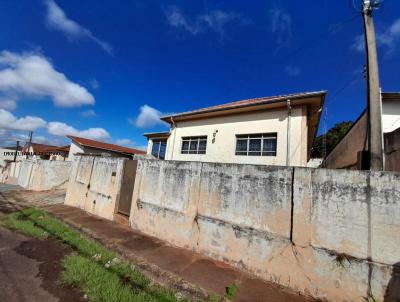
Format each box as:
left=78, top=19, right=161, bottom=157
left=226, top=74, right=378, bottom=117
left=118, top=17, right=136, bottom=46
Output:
left=0, top=0, right=399, bottom=149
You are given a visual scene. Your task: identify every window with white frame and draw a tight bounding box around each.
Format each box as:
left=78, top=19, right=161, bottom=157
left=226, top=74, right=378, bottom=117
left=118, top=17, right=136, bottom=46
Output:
left=235, top=133, right=277, bottom=156
left=181, top=136, right=207, bottom=154
left=151, top=139, right=167, bottom=159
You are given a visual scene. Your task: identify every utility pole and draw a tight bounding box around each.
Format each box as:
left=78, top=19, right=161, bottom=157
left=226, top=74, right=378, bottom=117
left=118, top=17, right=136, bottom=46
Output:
left=362, top=0, right=384, bottom=170
left=27, top=131, right=33, bottom=158
left=13, top=140, right=19, bottom=162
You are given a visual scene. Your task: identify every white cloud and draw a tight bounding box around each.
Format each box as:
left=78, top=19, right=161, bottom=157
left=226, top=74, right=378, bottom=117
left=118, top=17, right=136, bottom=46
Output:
left=0, top=99, right=17, bottom=110
left=44, top=0, right=113, bottom=55
left=47, top=121, right=110, bottom=140
left=351, top=35, right=364, bottom=52
left=130, top=105, right=168, bottom=128
left=115, top=138, right=133, bottom=146
left=352, top=18, right=400, bottom=54
left=81, top=109, right=97, bottom=117
left=0, top=51, right=94, bottom=107
left=165, top=6, right=240, bottom=35
left=285, top=65, right=300, bottom=77
left=0, top=109, right=47, bottom=131
left=269, top=8, right=292, bottom=49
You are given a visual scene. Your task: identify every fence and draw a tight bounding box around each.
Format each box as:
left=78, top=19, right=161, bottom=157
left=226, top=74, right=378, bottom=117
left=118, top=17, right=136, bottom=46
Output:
left=129, top=159, right=400, bottom=302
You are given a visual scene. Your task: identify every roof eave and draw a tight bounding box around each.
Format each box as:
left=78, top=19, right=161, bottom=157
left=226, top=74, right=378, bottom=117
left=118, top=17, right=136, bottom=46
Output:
left=161, top=91, right=327, bottom=123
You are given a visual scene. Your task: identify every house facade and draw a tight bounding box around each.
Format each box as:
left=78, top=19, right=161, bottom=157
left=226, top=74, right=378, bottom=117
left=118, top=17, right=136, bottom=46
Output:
left=23, top=143, right=70, bottom=161
left=68, top=136, right=146, bottom=161
left=145, top=91, right=326, bottom=167
left=323, top=92, right=400, bottom=171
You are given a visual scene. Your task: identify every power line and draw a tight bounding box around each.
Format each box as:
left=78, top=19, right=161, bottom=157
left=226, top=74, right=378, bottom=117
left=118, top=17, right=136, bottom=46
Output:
left=288, top=15, right=359, bottom=59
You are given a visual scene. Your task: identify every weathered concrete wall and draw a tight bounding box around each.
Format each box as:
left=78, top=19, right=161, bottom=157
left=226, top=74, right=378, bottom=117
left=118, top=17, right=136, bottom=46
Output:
left=64, top=155, right=136, bottom=221
left=130, top=159, right=400, bottom=302
left=15, top=160, right=72, bottom=190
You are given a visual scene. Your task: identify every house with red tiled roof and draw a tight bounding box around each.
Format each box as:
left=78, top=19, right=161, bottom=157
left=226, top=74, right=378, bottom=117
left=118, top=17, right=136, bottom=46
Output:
left=144, top=91, right=326, bottom=167
left=23, top=142, right=70, bottom=160
left=67, top=135, right=146, bottom=161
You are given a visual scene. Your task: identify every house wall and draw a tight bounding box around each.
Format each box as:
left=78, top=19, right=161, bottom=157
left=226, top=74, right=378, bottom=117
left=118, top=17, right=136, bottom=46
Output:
left=64, top=155, right=134, bottom=220
left=382, top=99, right=400, bottom=132
left=68, top=141, right=134, bottom=161
left=67, top=142, right=85, bottom=161
left=163, top=106, right=308, bottom=166
left=129, top=159, right=400, bottom=302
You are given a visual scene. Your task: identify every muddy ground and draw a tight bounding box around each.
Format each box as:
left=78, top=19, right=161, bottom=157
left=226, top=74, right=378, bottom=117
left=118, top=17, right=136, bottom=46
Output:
left=0, top=226, right=84, bottom=302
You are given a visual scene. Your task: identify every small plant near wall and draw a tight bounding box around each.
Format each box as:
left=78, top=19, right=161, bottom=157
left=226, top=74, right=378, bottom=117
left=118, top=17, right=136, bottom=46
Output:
left=225, top=283, right=238, bottom=300
left=363, top=294, right=381, bottom=302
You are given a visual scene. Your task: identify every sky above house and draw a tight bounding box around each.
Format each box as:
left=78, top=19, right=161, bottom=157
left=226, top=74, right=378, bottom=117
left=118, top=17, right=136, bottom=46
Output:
left=0, top=0, right=399, bottom=149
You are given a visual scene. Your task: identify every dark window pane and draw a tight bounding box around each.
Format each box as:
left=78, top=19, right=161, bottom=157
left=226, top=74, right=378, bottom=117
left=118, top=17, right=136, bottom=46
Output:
left=151, top=142, right=160, bottom=157
left=198, top=139, right=207, bottom=151
left=189, top=140, right=198, bottom=154
left=181, top=141, right=190, bottom=153
left=262, top=151, right=276, bottom=156
left=235, top=151, right=247, bottom=156
left=249, top=139, right=261, bottom=151
left=236, top=139, right=247, bottom=152
left=159, top=142, right=167, bottom=159
left=263, top=138, right=277, bottom=152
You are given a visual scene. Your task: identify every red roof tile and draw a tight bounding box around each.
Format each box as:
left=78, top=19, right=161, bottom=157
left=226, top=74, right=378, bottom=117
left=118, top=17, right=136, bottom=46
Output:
left=68, top=136, right=146, bottom=155
left=161, top=91, right=326, bottom=122
left=23, top=143, right=70, bottom=153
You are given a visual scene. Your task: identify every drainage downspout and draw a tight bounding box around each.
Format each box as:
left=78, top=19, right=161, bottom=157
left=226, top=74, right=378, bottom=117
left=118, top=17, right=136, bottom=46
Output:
left=286, top=99, right=292, bottom=166
left=170, top=117, right=176, bottom=161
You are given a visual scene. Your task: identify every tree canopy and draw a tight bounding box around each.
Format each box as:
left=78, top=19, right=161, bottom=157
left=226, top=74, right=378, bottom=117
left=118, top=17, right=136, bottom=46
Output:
left=311, top=121, right=354, bottom=158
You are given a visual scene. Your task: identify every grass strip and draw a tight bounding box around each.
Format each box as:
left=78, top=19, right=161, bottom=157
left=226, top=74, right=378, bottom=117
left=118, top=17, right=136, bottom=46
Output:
left=63, top=255, right=169, bottom=302
left=2, top=207, right=184, bottom=302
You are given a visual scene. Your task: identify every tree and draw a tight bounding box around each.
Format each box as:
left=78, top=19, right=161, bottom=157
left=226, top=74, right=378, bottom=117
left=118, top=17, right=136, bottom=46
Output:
left=311, top=121, right=354, bottom=158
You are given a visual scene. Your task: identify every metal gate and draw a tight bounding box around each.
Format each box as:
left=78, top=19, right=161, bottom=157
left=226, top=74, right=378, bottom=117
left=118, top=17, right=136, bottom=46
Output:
left=116, top=160, right=138, bottom=216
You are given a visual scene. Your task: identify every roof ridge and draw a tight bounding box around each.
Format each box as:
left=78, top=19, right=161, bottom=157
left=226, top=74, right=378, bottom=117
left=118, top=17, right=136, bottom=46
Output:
left=161, top=90, right=326, bottom=120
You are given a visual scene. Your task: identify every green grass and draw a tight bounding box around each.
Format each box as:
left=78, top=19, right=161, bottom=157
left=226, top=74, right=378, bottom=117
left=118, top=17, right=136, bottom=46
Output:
left=2, top=207, right=185, bottom=302
left=63, top=255, right=169, bottom=302
left=3, top=211, right=49, bottom=239
left=225, top=283, right=238, bottom=300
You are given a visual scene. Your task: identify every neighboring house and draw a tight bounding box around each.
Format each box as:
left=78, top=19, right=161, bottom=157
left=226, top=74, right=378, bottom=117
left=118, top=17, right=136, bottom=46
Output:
left=0, top=146, right=23, bottom=167
left=23, top=142, right=70, bottom=161
left=323, top=92, right=400, bottom=171
left=145, top=91, right=326, bottom=167
left=67, top=135, right=146, bottom=161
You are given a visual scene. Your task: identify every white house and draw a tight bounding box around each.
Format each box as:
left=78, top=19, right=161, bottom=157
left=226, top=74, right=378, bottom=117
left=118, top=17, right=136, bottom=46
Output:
left=68, top=136, right=146, bottom=161
left=145, top=91, right=326, bottom=167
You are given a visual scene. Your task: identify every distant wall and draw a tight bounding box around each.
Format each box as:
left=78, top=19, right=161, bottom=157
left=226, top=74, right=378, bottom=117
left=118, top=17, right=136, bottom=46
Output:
left=16, top=160, right=72, bottom=190
left=323, top=112, right=367, bottom=169
left=64, top=155, right=136, bottom=220
left=384, top=127, right=400, bottom=172
left=324, top=98, right=400, bottom=171
left=130, top=159, right=400, bottom=302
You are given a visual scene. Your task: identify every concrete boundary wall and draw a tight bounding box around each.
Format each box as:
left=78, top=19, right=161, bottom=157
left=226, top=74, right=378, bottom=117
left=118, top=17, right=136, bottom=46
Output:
left=64, top=155, right=136, bottom=221
left=130, top=159, right=400, bottom=302
left=16, top=160, right=72, bottom=190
